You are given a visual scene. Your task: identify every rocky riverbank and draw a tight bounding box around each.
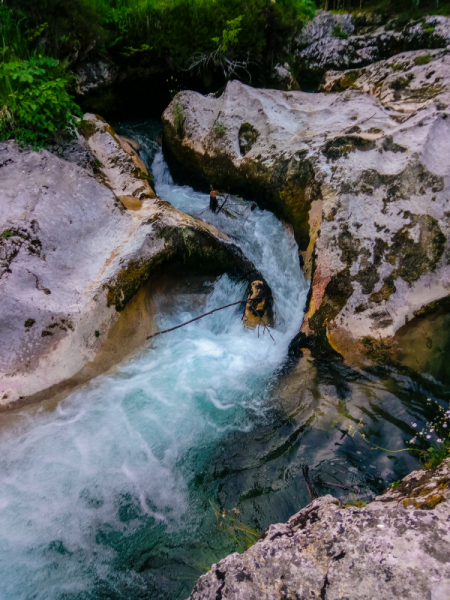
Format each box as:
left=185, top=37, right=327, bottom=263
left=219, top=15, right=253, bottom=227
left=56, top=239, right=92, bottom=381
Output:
left=162, top=18, right=450, bottom=380
left=188, top=458, right=450, bottom=600
left=0, top=115, right=266, bottom=409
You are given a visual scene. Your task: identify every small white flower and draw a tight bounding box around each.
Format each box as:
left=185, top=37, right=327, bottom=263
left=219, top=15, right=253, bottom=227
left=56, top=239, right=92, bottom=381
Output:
left=411, top=422, right=417, bottom=428
left=437, top=439, right=443, bottom=443
left=444, top=423, right=448, bottom=428
left=430, top=429, right=434, bottom=433
left=426, top=435, right=431, bottom=439
left=410, top=439, right=416, bottom=444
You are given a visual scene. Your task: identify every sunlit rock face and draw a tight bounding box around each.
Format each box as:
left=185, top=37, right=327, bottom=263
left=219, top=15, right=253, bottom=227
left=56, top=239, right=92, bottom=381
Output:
left=162, top=51, right=450, bottom=370
left=189, top=458, right=450, bottom=600
left=0, top=117, right=264, bottom=409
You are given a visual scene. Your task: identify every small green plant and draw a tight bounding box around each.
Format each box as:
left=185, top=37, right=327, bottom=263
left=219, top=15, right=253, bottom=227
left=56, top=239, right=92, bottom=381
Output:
left=0, top=55, right=82, bottom=147
left=343, top=495, right=367, bottom=508
left=1, top=228, right=28, bottom=239
left=211, top=15, right=244, bottom=54
left=121, top=43, right=152, bottom=57
left=166, top=75, right=183, bottom=99
left=332, top=23, right=348, bottom=40
left=389, top=480, right=401, bottom=489
left=173, top=102, right=185, bottom=136
left=421, top=21, right=436, bottom=34
left=213, top=120, right=227, bottom=138
left=210, top=501, right=261, bottom=553
left=414, top=54, right=433, bottom=66
left=406, top=398, right=450, bottom=469
left=387, top=62, right=406, bottom=71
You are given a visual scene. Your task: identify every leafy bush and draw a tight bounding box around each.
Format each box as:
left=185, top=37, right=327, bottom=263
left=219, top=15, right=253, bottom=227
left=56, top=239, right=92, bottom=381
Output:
left=7, top=0, right=315, bottom=71
left=0, top=55, right=82, bottom=147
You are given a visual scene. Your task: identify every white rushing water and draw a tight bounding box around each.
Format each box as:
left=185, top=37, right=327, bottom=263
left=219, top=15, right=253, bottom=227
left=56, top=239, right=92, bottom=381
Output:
left=0, top=142, right=308, bottom=599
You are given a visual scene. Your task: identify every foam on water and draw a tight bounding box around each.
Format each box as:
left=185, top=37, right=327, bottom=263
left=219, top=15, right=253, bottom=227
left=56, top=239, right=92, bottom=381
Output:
left=0, top=133, right=308, bottom=599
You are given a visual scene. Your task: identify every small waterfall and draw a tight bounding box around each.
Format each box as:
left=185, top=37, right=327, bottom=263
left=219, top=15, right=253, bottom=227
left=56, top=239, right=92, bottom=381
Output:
left=0, top=123, right=308, bottom=600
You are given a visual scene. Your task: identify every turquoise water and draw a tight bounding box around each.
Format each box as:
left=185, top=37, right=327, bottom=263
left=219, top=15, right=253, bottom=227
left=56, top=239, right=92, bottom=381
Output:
left=0, top=120, right=448, bottom=600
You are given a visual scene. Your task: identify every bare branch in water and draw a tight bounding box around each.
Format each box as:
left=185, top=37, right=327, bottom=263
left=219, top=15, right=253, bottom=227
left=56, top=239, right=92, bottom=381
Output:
left=147, top=297, right=273, bottom=341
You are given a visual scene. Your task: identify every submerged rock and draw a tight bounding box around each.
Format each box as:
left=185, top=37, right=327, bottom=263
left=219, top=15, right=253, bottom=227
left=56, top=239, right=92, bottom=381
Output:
left=189, top=458, right=450, bottom=600
left=162, top=53, right=450, bottom=372
left=0, top=117, right=266, bottom=409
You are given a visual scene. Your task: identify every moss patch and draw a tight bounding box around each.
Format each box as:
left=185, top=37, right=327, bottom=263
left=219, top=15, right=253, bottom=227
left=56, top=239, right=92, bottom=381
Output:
left=414, top=54, right=433, bottom=66
left=238, top=123, right=259, bottom=156
left=77, top=119, right=98, bottom=140
left=362, top=337, right=393, bottom=364
left=323, top=135, right=376, bottom=161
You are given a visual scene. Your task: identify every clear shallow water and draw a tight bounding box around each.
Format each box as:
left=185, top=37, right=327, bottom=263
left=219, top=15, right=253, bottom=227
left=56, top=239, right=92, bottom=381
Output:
left=0, top=120, right=448, bottom=600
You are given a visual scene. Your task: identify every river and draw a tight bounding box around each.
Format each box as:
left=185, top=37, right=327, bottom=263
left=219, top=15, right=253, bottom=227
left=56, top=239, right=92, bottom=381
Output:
left=0, top=119, right=447, bottom=600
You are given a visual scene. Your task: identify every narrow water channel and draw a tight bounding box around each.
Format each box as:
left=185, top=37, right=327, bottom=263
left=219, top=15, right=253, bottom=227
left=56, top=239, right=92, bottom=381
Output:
left=0, top=120, right=448, bottom=600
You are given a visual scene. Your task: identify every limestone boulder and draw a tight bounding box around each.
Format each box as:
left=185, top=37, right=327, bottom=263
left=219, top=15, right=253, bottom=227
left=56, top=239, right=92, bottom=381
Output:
left=189, top=458, right=450, bottom=600
left=294, top=12, right=450, bottom=82
left=162, top=63, right=450, bottom=374
left=0, top=116, right=264, bottom=409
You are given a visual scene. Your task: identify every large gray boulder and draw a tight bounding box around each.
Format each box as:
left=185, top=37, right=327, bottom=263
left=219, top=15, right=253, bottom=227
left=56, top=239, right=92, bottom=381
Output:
left=162, top=53, right=450, bottom=375
left=294, top=12, right=450, bottom=82
left=189, top=458, right=450, bottom=600
left=0, top=116, right=262, bottom=409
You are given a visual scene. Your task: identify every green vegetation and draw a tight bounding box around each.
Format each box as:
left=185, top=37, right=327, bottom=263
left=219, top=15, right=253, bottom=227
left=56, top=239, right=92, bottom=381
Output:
left=407, top=398, right=450, bottom=469
left=0, top=0, right=315, bottom=145
left=343, top=496, right=367, bottom=508
left=5, top=0, right=316, bottom=71
left=173, top=101, right=185, bottom=135
left=213, top=119, right=227, bottom=138
left=210, top=502, right=261, bottom=552
left=332, top=23, right=348, bottom=39
left=0, top=0, right=448, bottom=146
left=414, top=53, right=433, bottom=65
left=0, top=56, right=82, bottom=147
left=0, top=5, right=81, bottom=147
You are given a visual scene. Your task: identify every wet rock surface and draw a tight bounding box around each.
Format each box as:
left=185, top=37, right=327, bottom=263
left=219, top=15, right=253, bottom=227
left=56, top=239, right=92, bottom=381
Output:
left=0, top=118, right=264, bottom=409
left=189, top=459, right=450, bottom=600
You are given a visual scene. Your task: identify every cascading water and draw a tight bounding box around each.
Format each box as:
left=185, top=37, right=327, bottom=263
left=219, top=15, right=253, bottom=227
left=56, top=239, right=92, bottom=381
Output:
left=0, top=119, right=447, bottom=600
left=0, top=123, right=307, bottom=600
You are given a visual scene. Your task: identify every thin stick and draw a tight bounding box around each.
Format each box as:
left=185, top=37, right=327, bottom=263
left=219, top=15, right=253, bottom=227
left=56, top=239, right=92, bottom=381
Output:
left=147, top=300, right=247, bottom=340
left=147, top=297, right=272, bottom=340
left=216, top=194, right=230, bottom=215
left=302, top=465, right=318, bottom=499
left=323, top=481, right=360, bottom=492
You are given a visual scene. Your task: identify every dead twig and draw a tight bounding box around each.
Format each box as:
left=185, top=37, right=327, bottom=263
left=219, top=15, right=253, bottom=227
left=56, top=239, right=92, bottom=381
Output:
left=216, top=194, right=230, bottom=215
left=322, top=481, right=361, bottom=493
left=147, top=297, right=272, bottom=340
left=302, top=465, right=318, bottom=499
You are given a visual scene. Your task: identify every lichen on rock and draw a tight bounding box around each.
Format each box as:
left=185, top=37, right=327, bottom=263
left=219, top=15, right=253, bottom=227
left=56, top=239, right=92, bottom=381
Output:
left=188, top=458, right=450, bottom=600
